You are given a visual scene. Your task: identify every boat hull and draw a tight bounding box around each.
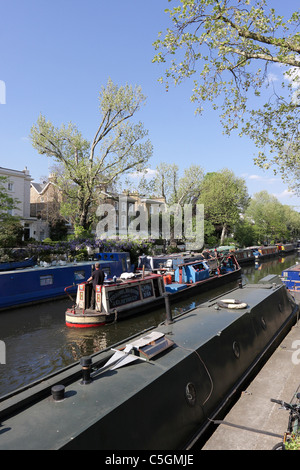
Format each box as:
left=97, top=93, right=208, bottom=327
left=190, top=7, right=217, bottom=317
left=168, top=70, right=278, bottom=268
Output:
left=0, top=253, right=132, bottom=311
left=0, top=275, right=297, bottom=450
left=65, top=309, right=111, bottom=327
left=65, top=267, right=242, bottom=327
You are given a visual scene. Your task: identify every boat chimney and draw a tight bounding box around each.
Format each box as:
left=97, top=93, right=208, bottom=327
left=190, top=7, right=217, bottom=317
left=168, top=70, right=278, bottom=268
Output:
left=163, top=292, right=173, bottom=324
left=51, top=384, right=65, bottom=402
left=80, top=356, right=93, bottom=385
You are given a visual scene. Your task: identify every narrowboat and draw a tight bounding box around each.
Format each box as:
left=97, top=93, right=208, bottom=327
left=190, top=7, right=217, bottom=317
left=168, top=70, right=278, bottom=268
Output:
left=281, top=263, right=300, bottom=303
left=138, top=251, right=208, bottom=271
left=65, top=254, right=241, bottom=327
left=0, top=256, right=37, bottom=272
left=0, top=252, right=132, bottom=311
left=251, top=245, right=279, bottom=260
left=232, top=248, right=255, bottom=264
left=65, top=273, right=166, bottom=327
left=0, top=274, right=297, bottom=450
left=137, top=250, right=218, bottom=274
left=277, top=243, right=296, bottom=255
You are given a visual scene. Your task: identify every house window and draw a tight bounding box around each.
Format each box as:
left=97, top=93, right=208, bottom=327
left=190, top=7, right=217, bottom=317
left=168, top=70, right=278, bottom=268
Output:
left=8, top=182, right=13, bottom=191
left=121, top=215, right=127, bottom=228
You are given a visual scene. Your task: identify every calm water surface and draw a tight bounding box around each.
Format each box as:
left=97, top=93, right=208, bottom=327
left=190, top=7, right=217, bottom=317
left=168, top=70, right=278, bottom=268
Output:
left=0, top=253, right=298, bottom=397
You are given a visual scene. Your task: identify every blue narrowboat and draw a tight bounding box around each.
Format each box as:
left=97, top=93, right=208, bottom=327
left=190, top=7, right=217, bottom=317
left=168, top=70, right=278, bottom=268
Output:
left=0, top=252, right=132, bottom=311
left=281, top=263, right=300, bottom=303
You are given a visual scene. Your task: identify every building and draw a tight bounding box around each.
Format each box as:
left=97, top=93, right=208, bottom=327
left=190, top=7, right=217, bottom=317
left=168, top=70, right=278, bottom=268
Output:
left=30, top=173, right=69, bottom=240
left=97, top=190, right=166, bottom=239
left=0, top=166, right=39, bottom=240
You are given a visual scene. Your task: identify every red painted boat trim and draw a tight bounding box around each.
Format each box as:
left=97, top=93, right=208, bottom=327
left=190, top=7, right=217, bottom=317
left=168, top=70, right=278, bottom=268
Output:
left=65, top=321, right=105, bottom=328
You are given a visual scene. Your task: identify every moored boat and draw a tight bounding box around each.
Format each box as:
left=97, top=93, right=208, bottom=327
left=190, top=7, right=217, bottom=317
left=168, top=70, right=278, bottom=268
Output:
left=0, top=256, right=37, bottom=272
left=137, top=250, right=217, bottom=274
left=277, top=243, right=296, bottom=255
left=232, top=248, right=255, bottom=264
left=281, top=263, right=300, bottom=303
left=251, top=245, right=279, bottom=260
left=0, top=252, right=132, bottom=311
left=0, top=274, right=297, bottom=450
left=65, top=273, right=166, bottom=327
left=65, top=254, right=241, bottom=327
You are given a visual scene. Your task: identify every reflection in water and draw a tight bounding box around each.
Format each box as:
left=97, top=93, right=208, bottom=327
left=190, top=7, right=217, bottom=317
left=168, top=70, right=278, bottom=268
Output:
left=0, top=253, right=298, bottom=397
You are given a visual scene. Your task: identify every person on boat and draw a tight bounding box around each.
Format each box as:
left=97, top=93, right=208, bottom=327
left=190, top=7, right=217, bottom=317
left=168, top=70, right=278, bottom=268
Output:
left=87, top=262, right=104, bottom=309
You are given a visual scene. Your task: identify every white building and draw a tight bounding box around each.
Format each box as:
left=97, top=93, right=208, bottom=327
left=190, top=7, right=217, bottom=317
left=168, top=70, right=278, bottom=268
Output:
left=0, top=166, right=42, bottom=240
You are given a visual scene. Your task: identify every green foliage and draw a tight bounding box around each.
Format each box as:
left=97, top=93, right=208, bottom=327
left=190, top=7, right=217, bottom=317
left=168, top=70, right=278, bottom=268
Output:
left=198, top=169, right=250, bottom=244
left=49, top=219, right=68, bottom=241
left=234, top=220, right=258, bottom=247
left=42, top=237, right=52, bottom=244
left=0, top=219, right=24, bottom=248
left=0, top=176, right=24, bottom=247
left=153, top=0, right=300, bottom=192
left=285, top=434, right=300, bottom=450
left=244, top=190, right=300, bottom=243
left=30, top=78, right=153, bottom=229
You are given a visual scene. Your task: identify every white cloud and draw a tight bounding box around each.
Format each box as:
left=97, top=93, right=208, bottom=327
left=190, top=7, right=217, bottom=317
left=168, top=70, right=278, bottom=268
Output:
left=266, top=72, right=278, bottom=84
left=247, top=174, right=279, bottom=183
left=129, top=168, right=157, bottom=179
left=273, top=189, right=296, bottom=199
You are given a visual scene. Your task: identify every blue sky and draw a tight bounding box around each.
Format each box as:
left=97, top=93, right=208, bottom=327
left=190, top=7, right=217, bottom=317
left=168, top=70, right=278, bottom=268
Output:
left=1, top=0, right=299, bottom=209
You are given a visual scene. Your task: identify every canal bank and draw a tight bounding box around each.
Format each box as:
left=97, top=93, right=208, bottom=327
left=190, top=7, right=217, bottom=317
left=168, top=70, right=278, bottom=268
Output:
left=202, top=321, right=300, bottom=450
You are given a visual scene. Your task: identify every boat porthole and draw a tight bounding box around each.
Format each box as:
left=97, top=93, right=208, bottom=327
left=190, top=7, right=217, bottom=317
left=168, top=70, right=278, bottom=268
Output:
left=261, top=317, right=267, bottom=330
left=233, top=341, right=240, bottom=359
left=185, top=382, right=197, bottom=407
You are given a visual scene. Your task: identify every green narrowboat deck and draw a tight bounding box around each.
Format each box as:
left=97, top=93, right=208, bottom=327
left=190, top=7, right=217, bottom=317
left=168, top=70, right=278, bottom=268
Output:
left=0, top=274, right=297, bottom=450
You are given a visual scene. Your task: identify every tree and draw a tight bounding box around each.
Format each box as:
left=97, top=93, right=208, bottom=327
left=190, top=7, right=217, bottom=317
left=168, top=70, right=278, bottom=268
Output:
left=139, top=162, right=204, bottom=205
left=282, top=204, right=300, bottom=240
left=198, top=169, right=249, bottom=244
left=30, top=78, right=153, bottom=230
left=153, top=1, right=300, bottom=191
left=0, top=176, right=24, bottom=247
left=245, top=190, right=288, bottom=243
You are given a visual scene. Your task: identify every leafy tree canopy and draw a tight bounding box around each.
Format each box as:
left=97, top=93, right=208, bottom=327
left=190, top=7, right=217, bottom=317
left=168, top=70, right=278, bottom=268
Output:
left=198, top=169, right=249, bottom=244
left=30, top=79, right=153, bottom=229
left=153, top=0, right=300, bottom=191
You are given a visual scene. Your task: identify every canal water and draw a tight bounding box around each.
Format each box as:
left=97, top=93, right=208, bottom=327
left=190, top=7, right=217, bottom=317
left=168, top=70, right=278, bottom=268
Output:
left=0, top=253, right=298, bottom=398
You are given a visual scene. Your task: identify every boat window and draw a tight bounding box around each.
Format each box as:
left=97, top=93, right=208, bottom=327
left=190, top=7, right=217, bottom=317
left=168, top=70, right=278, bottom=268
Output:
left=74, top=270, right=86, bottom=281
left=141, top=282, right=154, bottom=299
left=40, top=275, right=53, bottom=286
